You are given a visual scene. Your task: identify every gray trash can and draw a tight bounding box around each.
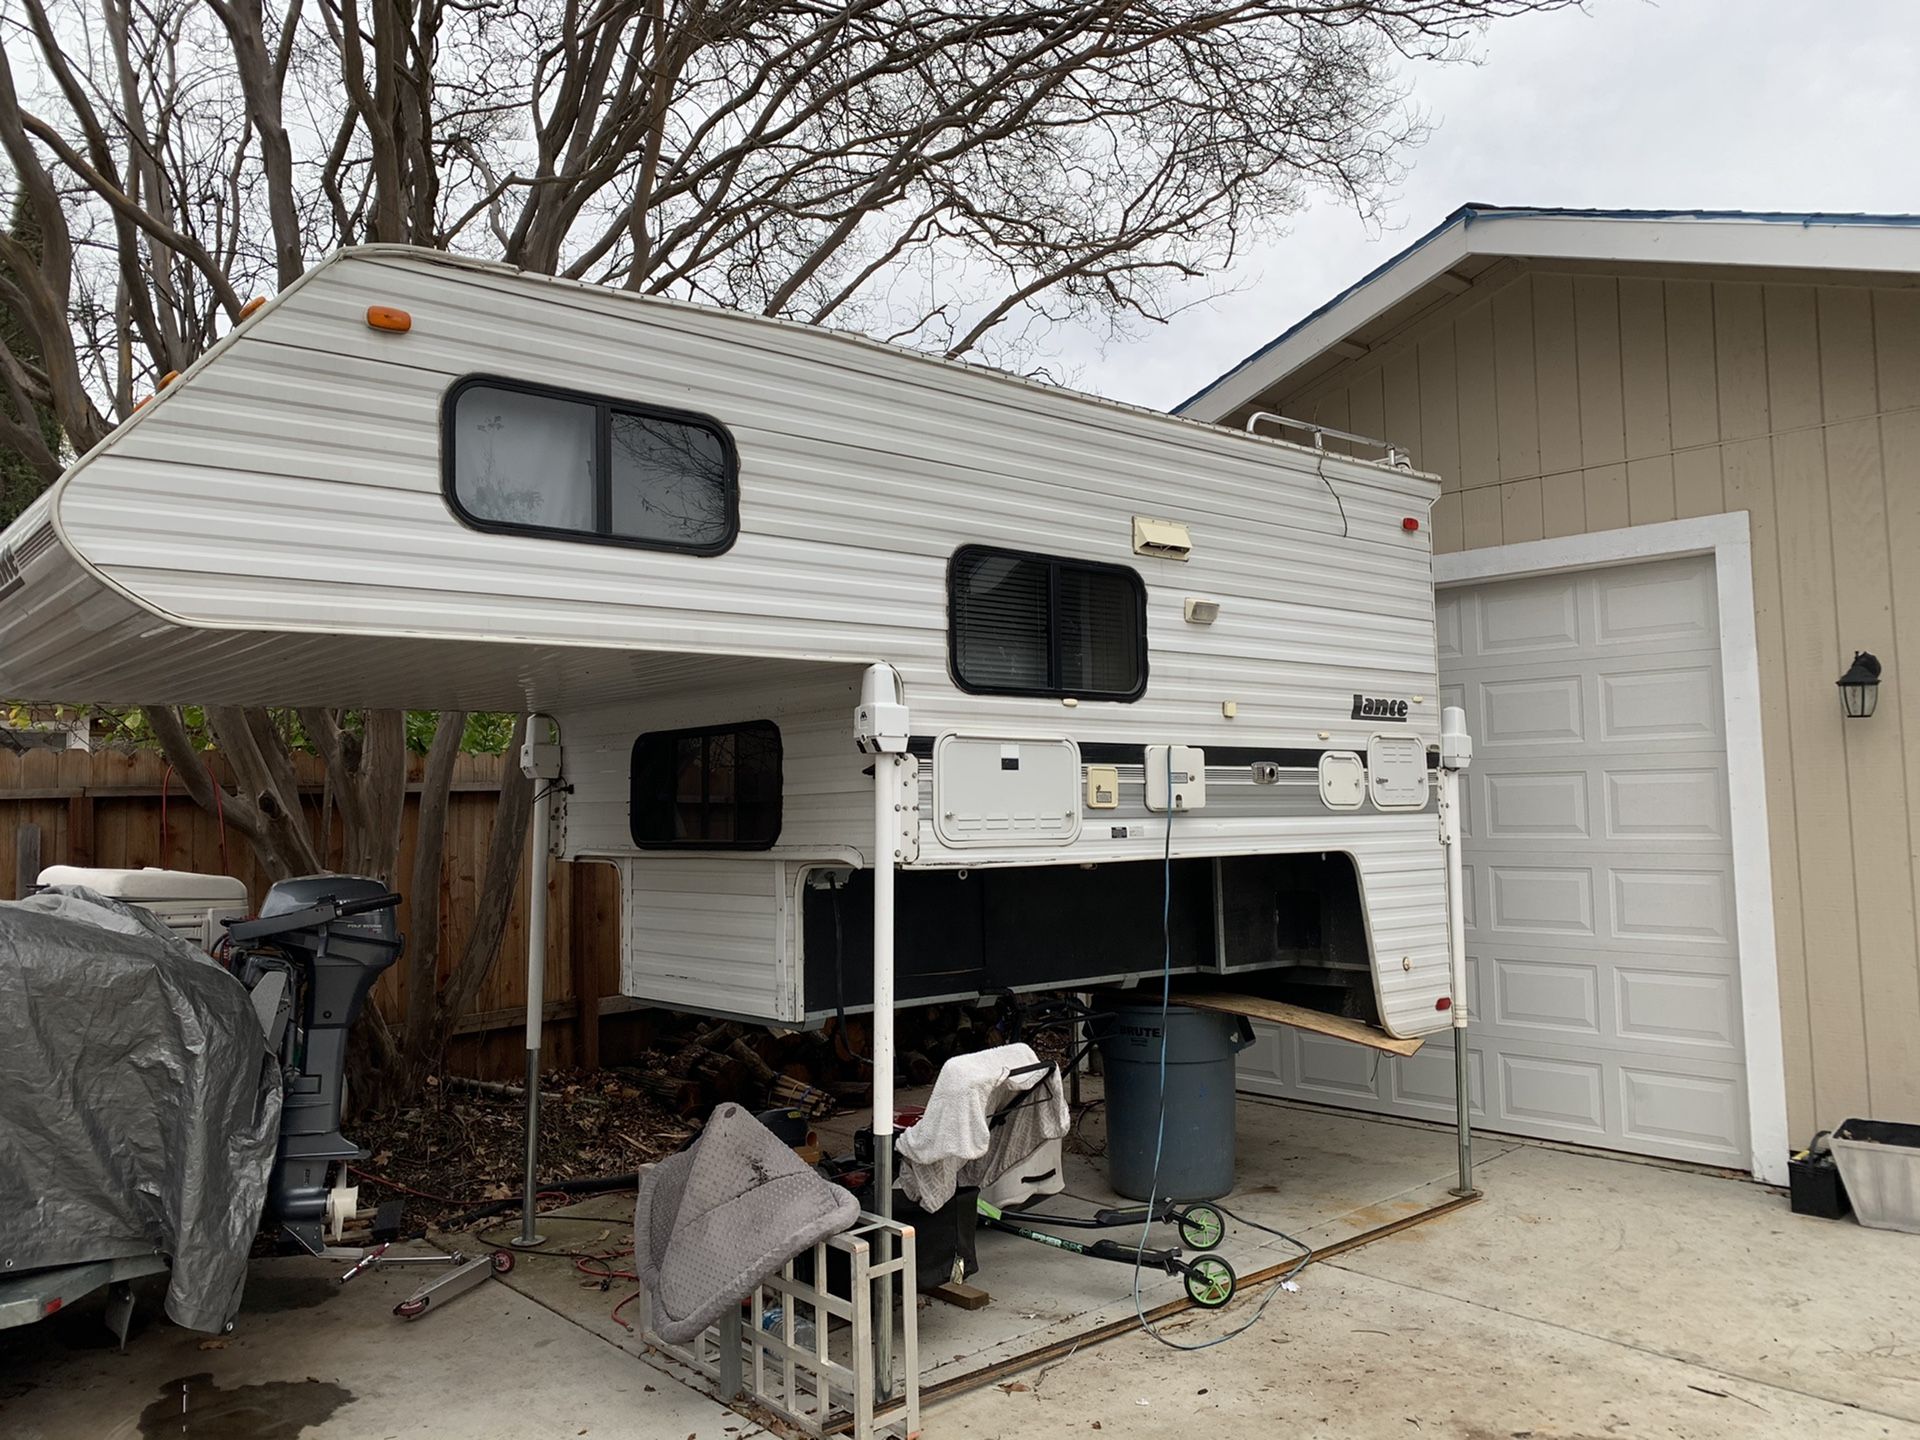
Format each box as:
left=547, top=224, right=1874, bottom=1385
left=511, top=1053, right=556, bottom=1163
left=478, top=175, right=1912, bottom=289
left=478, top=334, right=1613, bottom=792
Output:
left=1095, top=1001, right=1255, bottom=1201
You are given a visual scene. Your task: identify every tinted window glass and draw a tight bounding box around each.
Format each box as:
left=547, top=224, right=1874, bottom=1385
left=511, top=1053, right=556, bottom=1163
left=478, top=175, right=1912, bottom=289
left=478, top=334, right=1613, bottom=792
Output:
left=445, top=378, right=736, bottom=553
left=632, top=720, right=782, bottom=848
left=609, top=410, right=732, bottom=548
left=450, top=385, right=597, bottom=530
left=951, top=549, right=1051, bottom=691
left=949, top=546, right=1146, bottom=700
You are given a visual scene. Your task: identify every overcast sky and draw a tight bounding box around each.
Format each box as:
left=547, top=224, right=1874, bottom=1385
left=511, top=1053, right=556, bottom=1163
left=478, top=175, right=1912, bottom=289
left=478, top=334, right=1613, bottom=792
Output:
left=1052, top=0, right=1920, bottom=412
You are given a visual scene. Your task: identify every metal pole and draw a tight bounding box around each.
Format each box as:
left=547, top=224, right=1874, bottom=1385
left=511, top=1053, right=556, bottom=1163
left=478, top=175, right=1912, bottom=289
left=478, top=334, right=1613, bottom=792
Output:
left=1439, top=706, right=1476, bottom=1198
left=871, top=748, right=897, bottom=1393
left=515, top=729, right=555, bottom=1248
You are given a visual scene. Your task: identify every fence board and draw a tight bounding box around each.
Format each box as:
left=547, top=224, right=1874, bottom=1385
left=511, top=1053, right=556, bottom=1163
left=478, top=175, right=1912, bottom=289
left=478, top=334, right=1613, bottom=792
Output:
left=0, top=746, right=623, bottom=1081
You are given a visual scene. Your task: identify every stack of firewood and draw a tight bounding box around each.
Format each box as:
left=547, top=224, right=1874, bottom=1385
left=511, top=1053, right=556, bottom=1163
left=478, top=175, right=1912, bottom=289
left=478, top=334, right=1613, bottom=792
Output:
left=621, top=1002, right=1026, bottom=1122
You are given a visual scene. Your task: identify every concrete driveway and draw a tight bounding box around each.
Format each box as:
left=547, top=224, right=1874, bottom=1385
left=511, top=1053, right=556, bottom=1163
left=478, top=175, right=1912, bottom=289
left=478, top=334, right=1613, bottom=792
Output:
left=4, top=1106, right=1915, bottom=1439
left=934, top=1124, right=1920, bottom=1439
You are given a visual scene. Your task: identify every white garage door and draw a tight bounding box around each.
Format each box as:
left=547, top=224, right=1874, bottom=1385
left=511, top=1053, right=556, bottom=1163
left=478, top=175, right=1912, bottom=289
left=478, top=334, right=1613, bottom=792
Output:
left=1240, top=555, right=1750, bottom=1169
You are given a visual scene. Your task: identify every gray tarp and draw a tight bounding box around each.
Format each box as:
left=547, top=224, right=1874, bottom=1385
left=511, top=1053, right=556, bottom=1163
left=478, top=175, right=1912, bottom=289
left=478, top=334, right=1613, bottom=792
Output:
left=0, top=887, right=282, bottom=1332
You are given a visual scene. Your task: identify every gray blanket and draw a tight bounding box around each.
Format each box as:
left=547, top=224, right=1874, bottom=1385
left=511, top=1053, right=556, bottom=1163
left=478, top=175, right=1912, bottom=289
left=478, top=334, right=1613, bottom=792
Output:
left=635, top=1103, right=857, bottom=1343
left=0, top=887, right=283, bottom=1332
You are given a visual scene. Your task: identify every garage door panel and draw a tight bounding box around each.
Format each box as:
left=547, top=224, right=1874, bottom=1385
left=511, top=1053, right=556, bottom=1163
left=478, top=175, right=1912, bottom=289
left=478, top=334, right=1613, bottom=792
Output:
left=1499, top=1052, right=1608, bottom=1134
left=1592, top=558, right=1718, bottom=647
left=1391, top=1034, right=1486, bottom=1116
left=1239, top=555, right=1748, bottom=1168
left=1609, top=867, right=1733, bottom=947
left=1618, top=1066, right=1746, bottom=1160
left=1292, top=1031, right=1387, bottom=1101
left=1604, top=764, right=1728, bottom=843
left=1490, top=955, right=1602, bottom=1035
left=1476, top=574, right=1580, bottom=655
left=1482, top=769, right=1591, bottom=840
left=1478, top=673, right=1586, bottom=747
left=1598, top=664, right=1721, bottom=744
left=1487, top=863, right=1596, bottom=937
left=1614, top=966, right=1741, bottom=1049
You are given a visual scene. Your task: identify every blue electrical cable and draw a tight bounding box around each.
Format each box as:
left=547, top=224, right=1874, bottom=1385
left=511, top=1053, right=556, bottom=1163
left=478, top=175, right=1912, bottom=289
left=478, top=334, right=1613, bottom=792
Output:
left=1128, top=748, right=1313, bottom=1350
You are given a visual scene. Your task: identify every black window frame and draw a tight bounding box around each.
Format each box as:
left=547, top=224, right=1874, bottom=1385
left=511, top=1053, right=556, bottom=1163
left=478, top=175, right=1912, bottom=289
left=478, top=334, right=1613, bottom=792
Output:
left=947, top=544, right=1149, bottom=702
left=442, top=374, right=740, bottom=556
left=630, top=719, right=783, bottom=850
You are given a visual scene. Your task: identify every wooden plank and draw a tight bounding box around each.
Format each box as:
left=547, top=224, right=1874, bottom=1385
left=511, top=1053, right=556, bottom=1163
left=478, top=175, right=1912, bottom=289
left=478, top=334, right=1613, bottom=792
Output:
left=452, top=997, right=576, bottom=1037
left=1347, top=366, right=1386, bottom=449
left=1454, top=300, right=1500, bottom=489
left=928, top=1281, right=991, bottom=1311
left=1582, top=463, right=1629, bottom=531
left=1540, top=471, right=1585, bottom=539
left=1618, top=277, right=1672, bottom=462
left=1767, top=282, right=1870, bottom=1123
left=1830, top=285, right=1920, bottom=1121
left=1173, top=991, right=1424, bottom=1056
left=1573, top=276, right=1626, bottom=467
left=1430, top=492, right=1463, bottom=555
left=1500, top=478, right=1544, bottom=544
left=1417, top=332, right=1461, bottom=492
left=13, top=822, right=40, bottom=898
left=1462, top=486, right=1503, bottom=550
left=1672, top=448, right=1724, bottom=519
left=1383, top=349, right=1423, bottom=471
left=1713, top=282, right=1771, bottom=442
left=1626, top=455, right=1676, bottom=525
left=65, top=793, right=94, bottom=867
left=1491, top=281, right=1539, bottom=482
left=1818, top=287, right=1880, bottom=423
left=569, top=861, right=602, bottom=1071
left=1665, top=280, right=1721, bottom=451
left=1532, top=273, right=1583, bottom=476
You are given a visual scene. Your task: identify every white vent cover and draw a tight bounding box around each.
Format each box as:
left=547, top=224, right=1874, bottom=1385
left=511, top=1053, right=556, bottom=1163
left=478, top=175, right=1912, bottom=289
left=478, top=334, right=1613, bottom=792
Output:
left=1366, top=733, right=1429, bottom=811
left=933, top=736, right=1081, bottom=848
left=1132, top=515, right=1192, bottom=561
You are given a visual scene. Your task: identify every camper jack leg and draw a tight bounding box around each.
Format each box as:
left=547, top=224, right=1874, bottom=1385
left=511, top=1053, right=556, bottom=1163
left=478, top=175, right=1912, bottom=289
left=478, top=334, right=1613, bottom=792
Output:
left=1439, top=705, right=1477, bottom=1198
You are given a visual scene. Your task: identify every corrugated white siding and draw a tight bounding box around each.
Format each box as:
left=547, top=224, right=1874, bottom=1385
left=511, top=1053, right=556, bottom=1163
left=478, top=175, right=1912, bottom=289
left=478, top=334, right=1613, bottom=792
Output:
left=18, top=247, right=1439, bottom=755
left=620, top=857, right=788, bottom=1019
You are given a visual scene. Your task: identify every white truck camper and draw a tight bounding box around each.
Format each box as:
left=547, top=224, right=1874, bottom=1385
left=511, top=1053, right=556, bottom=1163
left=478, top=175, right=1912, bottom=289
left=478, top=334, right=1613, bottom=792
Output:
left=0, top=246, right=1455, bottom=1052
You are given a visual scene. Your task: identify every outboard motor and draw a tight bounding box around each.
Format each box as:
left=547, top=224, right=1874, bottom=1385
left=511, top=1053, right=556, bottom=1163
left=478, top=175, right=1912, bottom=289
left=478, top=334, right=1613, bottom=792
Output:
left=227, top=876, right=403, bottom=1255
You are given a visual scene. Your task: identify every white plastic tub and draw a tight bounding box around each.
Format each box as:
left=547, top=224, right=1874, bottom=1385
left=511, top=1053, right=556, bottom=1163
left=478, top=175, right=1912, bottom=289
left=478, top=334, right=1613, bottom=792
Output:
left=1830, top=1119, right=1920, bottom=1235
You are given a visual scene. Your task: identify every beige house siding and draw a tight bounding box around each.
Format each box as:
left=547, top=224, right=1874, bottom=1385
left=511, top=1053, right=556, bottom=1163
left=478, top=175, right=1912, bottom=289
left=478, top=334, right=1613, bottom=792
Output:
left=1251, top=269, right=1920, bottom=1141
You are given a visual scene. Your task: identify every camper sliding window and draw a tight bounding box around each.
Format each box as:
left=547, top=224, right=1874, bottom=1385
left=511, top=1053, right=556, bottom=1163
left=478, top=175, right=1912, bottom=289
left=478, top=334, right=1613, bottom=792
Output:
left=630, top=720, right=782, bottom=850
left=948, top=545, right=1147, bottom=700
left=443, top=376, right=738, bottom=553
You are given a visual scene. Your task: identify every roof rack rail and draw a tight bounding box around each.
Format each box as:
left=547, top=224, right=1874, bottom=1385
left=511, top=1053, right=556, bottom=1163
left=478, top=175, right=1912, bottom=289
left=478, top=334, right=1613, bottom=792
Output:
left=1245, top=410, right=1411, bottom=470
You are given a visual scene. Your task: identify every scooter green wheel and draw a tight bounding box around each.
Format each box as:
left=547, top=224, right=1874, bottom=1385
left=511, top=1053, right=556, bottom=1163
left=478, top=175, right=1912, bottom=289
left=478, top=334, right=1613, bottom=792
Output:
left=1183, top=1255, right=1236, bottom=1309
left=1178, top=1204, right=1225, bottom=1251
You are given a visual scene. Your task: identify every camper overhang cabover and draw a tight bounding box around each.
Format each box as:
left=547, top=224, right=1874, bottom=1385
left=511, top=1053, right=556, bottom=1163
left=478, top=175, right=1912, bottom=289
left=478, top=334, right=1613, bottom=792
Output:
left=0, top=244, right=1457, bottom=1047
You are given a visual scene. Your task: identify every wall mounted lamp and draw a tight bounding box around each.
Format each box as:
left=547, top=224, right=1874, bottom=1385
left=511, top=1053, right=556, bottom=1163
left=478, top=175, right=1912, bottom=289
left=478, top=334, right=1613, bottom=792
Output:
left=1838, top=651, right=1882, bottom=719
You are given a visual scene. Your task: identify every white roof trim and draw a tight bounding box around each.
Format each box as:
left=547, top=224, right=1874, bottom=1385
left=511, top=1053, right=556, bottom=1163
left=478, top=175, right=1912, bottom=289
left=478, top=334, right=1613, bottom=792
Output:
left=1180, top=207, right=1920, bottom=423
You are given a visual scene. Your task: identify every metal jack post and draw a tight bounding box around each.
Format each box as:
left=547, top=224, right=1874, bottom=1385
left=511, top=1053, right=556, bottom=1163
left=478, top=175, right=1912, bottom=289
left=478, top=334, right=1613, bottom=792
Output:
left=854, top=664, right=910, bottom=1401
left=515, top=715, right=564, bottom=1248
left=1438, top=705, right=1477, bottom=1198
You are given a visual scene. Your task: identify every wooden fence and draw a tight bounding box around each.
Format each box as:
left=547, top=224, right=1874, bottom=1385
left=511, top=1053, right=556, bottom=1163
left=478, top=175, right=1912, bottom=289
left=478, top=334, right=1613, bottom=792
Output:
left=0, top=746, right=628, bottom=1080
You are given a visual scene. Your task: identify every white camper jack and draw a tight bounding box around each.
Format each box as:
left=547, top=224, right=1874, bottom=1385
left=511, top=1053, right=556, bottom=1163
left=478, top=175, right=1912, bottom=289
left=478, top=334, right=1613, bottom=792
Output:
left=0, top=245, right=1468, bottom=1401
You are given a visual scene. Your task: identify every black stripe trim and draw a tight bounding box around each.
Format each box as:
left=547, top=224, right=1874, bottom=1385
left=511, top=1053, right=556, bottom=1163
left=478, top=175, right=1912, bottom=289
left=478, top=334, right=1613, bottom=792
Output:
left=904, top=736, right=1442, bottom=770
